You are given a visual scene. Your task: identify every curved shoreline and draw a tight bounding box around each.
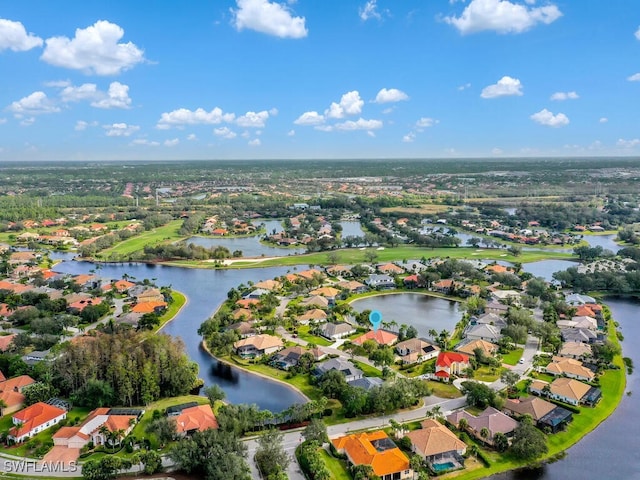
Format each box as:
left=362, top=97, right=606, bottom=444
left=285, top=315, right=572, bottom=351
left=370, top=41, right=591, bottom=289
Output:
left=200, top=339, right=310, bottom=403
left=156, top=290, right=188, bottom=333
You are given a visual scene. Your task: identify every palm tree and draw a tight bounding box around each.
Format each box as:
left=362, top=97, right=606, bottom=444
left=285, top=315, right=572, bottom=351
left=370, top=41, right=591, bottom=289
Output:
left=458, top=418, right=469, bottom=431
left=480, top=427, right=490, bottom=442
left=0, top=399, right=7, bottom=417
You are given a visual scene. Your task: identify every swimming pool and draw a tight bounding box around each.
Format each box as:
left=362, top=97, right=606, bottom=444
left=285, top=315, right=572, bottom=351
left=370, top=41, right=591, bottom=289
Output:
left=432, top=461, right=455, bottom=472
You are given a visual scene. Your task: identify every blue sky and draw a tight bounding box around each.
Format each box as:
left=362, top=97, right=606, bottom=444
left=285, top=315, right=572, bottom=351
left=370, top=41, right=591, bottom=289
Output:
left=0, top=0, right=639, bottom=160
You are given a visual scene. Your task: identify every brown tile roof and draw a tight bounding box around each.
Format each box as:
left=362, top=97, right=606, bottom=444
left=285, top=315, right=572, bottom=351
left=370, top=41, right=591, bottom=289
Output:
left=455, top=339, right=498, bottom=357
left=233, top=334, right=283, bottom=351
left=504, top=397, right=556, bottom=421
left=407, top=419, right=467, bottom=457
left=309, top=286, right=341, bottom=298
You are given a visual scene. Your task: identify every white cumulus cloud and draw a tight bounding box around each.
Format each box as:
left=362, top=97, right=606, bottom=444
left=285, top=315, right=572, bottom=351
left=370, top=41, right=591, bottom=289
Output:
left=75, top=120, right=98, bottom=131
left=8, top=91, right=60, bottom=116
left=0, top=19, right=43, bottom=52
left=374, top=88, right=409, bottom=103
left=599, top=117, right=608, bottom=123
left=248, top=138, right=261, bottom=146
left=287, top=129, right=295, bottom=136
left=164, top=138, right=179, bottom=147
left=60, top=83, right=99, bottom=102
left=444, top=0, right=562, bottom=34
left=104, top=122, right=140, bottom=137
left=236, top=110, right=270, bottom=127
left=334, top=118, right=382, bottom=131
left=550, top=91, right=578, bottom=101
left=635, top=26, right=640, bottom=40
left=481, top=76, right=523, bottom=98
left=360, top=0, right=381, bottom=21
left=617, top=138, right=640, bottom=148
left=402, top=132, right=416, bottom=143
left=628, top=73, right=640, bottom=82
left=131, top=139, right=160, bottom=146
left=91, top=82, right=131, bottom=109
left=157, top=107, right=235, bottom=128
left=530, top=108, right=569, bottom=127
left=187, top=134, right=197, bottom=141
left=416, top=117, right=438, bottom=128
left=325, top=91, right=364, bottom=119
left=294, top=111, right=324, bottom=125
left=232, top=0, right=307, bottom=38
left=214, top=127, right=237, bottom=139
left=41, top=20, right=145, bottom=75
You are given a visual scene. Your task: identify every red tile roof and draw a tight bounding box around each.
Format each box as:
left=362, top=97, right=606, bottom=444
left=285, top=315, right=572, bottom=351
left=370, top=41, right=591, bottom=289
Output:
left=11, top=402, right=66, bottom=438
left=436, top=352, right=470, bottom=368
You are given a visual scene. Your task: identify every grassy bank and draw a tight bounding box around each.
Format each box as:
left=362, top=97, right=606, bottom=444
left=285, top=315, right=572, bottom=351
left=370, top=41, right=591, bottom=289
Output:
left=163, top=245, right=575, bottom=270
left=101, top=219, right=185, bottom=257
left=155, top=290, right=187, bottom=332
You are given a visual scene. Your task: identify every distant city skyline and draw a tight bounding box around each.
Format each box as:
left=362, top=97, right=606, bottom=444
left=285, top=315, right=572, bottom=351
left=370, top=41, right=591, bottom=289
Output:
left=0, top=0, right=639, bottom=161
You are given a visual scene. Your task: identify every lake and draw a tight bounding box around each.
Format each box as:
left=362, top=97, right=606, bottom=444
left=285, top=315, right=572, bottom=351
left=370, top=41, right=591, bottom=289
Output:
left=350, top=293, right=462, bottom=337
left=52, top=259, right=308, bottom=412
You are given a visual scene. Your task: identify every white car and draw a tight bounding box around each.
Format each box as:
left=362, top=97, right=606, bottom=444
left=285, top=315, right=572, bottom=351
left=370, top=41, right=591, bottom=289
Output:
left=518, top=358, right=525, bottom=364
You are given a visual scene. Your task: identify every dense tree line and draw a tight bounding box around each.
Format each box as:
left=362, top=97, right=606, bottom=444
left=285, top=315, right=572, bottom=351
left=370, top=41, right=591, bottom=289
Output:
left=142, top=243, right=234, bottom=261
left=52, top=331, right=198, bottom=407
left=553, top=266, right=640, bottom=294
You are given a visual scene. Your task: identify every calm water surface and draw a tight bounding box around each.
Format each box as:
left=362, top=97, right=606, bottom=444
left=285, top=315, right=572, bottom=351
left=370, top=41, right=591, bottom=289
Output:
left=351, top=293, right=462, bottom=337
left=52, top=259, right=307, bottom=411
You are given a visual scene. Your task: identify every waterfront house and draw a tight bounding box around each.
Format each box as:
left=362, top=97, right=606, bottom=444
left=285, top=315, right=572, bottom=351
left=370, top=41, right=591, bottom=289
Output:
left=233, top=334, right=283, bottom=358
left=366, top=274, right=396, bottom=289
left=174, top=404, right=218, bottom=436
left=558, top=341, right=592, bottom=360
left=406, top=419, right=466, bottom=469
left=313, top=358, right=362, bottom=382
left=353, top=329, right=398, bottom=347
left=446, top=407, right=518, bottom=446
left=503, top=397, right=573, bottom=433
left=545, top=356, right=596, bottom=382
left=395, top=338, right=439, bottom=365
left=529, top=378, right=601, bottom=406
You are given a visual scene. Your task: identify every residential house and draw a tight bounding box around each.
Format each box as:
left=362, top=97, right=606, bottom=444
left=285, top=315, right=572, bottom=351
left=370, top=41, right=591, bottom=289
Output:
left=435, top=352, right=470, bottom=381
left=406, top=419, right=466, bottom=469
left=9, top=402, right=67, bottom=443
left=319, top=322, right=356, bottom=340
left=463, top=323, right=501, bottom=343
left=253, top=279, right=282, bottom=291
left=131, top=301, right=167, bottom=314
left=545, top=356, right=595, bottom=382
left=558, top=341, right=592, bottom=360
left=432, top=279, right=457, bottom=294
left=337, top=280, right=368, bottom=294
left=485, top=301, right=509, bottom=315
left=327, top=265, right=353, bottom=277
left=232, top=308, right=254, bottom=322
left=174, top=404, right=218, bottom=436
left=446, top=407, right=518, bottom=445
left=313, top=358, right=362, bottom=382
left=503, top=397, right=573, bottom=433
left=300, top=295, right=329, bottom=309
left=101, top=280, right=136, bottom=293
left=455, top=339, right=498, bottom=358
left=309, top=287, right=341, bottom=304
left=378, top=263, right=405, bottom=275
left=233, top=334, right=283, bottom=358
left=332, top=431, right=413, bottom=480
left=366, top=274, right=396, bottom=289
left=296, top=309, right=327, bottom=325
left=53, top=407, right=142, bottom=449
left=296, top=269, right=325, bottom=281
left=395, top=338, right=439, bottom=365
left=347, top=377, right=383, bottom=391
left=243, top=288, right=271, bottom=300
left=272, top=346, right=326, bottom=370
left=491, top=290, right=521, bottom=302
left=529, top=378, right=602, bottom=406
left=353, top=329, right=398, bottom=347
left=132, top=287, right=165, bottom=304
left=561, top=328, right=598, bottom=344
left=400, top=260, right=428, bottom=273
left=22, top=349, right=51, bottom=366
left=226, top=321, right=257, bottom=338
left=71, top=274, right=100, bottom=291
left=565, top=293, right=596, bottom=306
left=0, top=334, right=16, bottom=352
left=0, top=374, right=36, bottom=415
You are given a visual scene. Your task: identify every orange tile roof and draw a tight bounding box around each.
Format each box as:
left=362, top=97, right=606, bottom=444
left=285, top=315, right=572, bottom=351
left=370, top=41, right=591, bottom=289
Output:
left=174, top=405, right=218, bottom=434
left=131, top=301, right=167, bottom=313
left=485, top=264, right=509, bottom=273
left=72, top=274, right=97, bottom=286
left=101, top=280, right=136, bottom=292
left=0, top=334, right=16, bottom=352
left=235, top=298, right=260, bottom=308
left=353, top=329, right=398, bottom=346
left=332, top=431, right=410, bottom=477
left=11, top=402, right=66, bottom=438
left=574, top=306, right=596, bottom=317
left=297, top=269, right=324, bottom=280
left=436, top=351, right=469, bottom=368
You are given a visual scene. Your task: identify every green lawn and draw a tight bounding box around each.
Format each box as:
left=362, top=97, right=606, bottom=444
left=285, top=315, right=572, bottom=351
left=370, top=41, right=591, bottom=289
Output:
left=352, top=360, right=382, bottom=378
left=472, top=366, right=504, bottom=382
left=319, top=448, right=351, bottom=480
left=296, top=325, right=332, bottom=346
left=155, top=290, right=187, bottom=332
left=100, top=219, right=185, bottom=257
left=501, top=348, right=524, bottom=366
left=425, top=380, right=463, bottom=399
left=167, top=245, right=574, bottom=269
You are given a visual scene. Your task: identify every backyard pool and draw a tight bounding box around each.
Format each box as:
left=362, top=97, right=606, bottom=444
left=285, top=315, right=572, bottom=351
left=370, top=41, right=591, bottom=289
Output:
left=432, top=461, right=456, bottom=472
